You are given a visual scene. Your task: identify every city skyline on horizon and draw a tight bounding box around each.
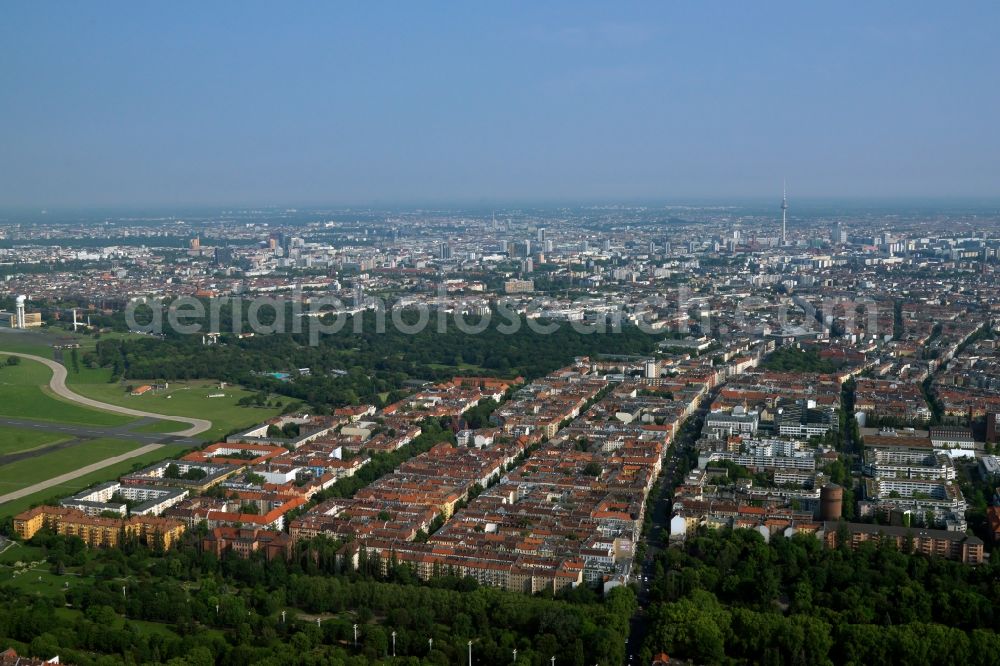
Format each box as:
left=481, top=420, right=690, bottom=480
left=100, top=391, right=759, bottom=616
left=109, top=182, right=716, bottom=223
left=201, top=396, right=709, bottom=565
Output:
left=4, top=192, right=1000, bottom=220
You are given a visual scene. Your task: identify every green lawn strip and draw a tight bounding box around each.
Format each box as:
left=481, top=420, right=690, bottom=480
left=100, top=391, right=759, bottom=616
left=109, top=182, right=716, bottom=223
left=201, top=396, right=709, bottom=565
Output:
left=129, top=420, right=193, bottom=434
left=0, top=355, right=133, bottom=426
left=3, top=331, right=282, bottom=441
left=1, top=567, right=86, bottom=596
left=66, top=364, right=113, bottom=385
left=0, top=329, right=131, bottom=357
left=0, top=425, right=72, bottom=455
left=66, top=373, right=282, bottom=441
left=0, top=438, right=146, bottom=493
left=0, top=331, right=63, bottom=357
left=0, top=445, right=190, bottom=518
left=0, top=332, right=281, bottom=440
left=0, top=543, right=45, bottom=565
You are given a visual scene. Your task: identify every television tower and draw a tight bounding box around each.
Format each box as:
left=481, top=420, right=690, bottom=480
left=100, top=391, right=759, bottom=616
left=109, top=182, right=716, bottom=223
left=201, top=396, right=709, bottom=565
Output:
left=781, top=181, right=788, bottom=245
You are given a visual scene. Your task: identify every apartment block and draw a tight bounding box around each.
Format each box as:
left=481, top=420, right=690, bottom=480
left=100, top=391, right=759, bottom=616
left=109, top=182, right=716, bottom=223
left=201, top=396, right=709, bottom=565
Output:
left=14, top=506, right=185, bottom=549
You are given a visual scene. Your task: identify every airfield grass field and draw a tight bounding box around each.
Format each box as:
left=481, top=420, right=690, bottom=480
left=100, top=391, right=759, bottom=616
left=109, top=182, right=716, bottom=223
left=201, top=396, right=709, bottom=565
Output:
left=0, top=329, right=65, bottom=357
left=0, top=355, right=134, bottom=426
left=0, top=425, right=72, bottom=455
left=0, top=445, right=186, bottom=519
left=129, top=419, right=196, bottom=434
left=0, top=438, right=149, bottom=495
left=65, top=371, right=282, bottom=441
left=0, top=329, right=282, bottom=441
left=0, top=329, right=281, bottom=521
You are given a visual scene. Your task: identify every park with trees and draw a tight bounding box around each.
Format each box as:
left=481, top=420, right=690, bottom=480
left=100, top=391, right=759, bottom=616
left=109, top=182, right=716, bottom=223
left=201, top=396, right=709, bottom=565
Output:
left=641, top=528, right=1000, bottom=665
left=0, top=526, right=636, bottom=666
left=89, top=308, right=669, bottom=412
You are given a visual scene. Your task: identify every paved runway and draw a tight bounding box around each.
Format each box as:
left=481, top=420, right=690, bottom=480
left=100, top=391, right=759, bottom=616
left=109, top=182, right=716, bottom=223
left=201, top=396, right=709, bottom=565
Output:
left=0, top=416, right=202, bottom=449
left=0, top=443, right=169, bottom=505
left=0, top=414, right=200, bottom=505
left=1, top=351, right=212, bottom=437
left=0, top=347, right=213, bottom=507
left=0, top=416, right=201, bottom=469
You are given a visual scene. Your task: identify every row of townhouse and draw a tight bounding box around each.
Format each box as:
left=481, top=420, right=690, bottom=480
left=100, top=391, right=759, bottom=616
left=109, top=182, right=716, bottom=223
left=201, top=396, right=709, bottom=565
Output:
left=381, top=377, right=515, bottom=421
left=163, top=492, right=306, bottom=531
left=340, top=538, right=585, bottom=594
left=290, top=497, right=440, bottom=542
left=855, top=378, right=932, bottom=424
left=291, top=441, right=524, bottom=543
left=669, top=497, right=817, bottom=541
left=322, top=362, right=715, bottom=591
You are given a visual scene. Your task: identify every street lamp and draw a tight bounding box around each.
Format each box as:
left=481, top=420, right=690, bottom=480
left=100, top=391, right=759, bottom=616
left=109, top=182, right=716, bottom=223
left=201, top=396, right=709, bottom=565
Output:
left=392, top=631, right=396, bottom=657
left=551, top=657, right=555, bottom=666
left=468, top=640, right=473, bottom=666
left=281, top=610, right=286, bottom=623
left=428, top=638, right=433, bottom=653
left=353, top=624, right=358, bottom=647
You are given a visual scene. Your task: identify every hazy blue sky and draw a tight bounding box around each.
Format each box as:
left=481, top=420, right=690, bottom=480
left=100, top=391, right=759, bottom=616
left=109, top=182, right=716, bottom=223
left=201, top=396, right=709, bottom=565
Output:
left=1, top=2, right=998, bottom=207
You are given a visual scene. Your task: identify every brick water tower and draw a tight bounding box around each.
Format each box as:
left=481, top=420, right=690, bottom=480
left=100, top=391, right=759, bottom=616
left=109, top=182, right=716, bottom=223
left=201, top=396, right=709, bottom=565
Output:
left=820, top=483, right=843, bottom=521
